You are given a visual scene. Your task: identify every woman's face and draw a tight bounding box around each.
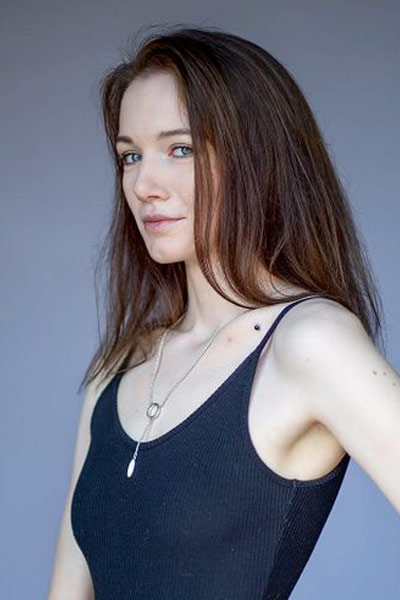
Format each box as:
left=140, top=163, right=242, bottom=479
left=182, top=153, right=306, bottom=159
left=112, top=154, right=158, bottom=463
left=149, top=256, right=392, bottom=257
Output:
left=117, top=71, right=197, bottom=264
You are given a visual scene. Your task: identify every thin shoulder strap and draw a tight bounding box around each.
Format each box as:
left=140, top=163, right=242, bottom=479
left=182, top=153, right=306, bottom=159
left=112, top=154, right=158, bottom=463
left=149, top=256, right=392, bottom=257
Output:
left=249, top=295, right=326, bottom=360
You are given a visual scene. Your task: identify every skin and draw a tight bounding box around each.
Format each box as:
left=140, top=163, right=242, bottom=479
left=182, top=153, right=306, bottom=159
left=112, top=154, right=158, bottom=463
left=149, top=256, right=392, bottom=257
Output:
left=115, top=71, right=400, bottom=516
left=47, top=70, right=400, bottom=600
left=116, top=70, right=301, bottom=338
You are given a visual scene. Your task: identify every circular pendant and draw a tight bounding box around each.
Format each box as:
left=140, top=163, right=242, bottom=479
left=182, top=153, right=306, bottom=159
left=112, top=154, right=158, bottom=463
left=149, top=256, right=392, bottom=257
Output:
left=146, top=401, right=161, bottom=420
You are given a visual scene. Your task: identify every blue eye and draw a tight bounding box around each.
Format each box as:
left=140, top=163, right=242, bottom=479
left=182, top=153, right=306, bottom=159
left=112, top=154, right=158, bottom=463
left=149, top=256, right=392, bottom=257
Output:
left=171, top=145, right=193, bottom=158
left=119, top=145, right=193, bottom=166
left=120, top=152, right=140, bottom=166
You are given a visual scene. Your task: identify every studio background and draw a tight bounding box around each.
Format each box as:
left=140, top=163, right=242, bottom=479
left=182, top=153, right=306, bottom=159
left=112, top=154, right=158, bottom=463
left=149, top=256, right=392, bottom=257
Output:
left=1, top=1, right=399, bottom=598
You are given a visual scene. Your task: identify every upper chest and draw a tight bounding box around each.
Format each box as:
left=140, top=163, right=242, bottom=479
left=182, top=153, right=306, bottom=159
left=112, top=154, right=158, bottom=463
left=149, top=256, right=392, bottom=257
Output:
left=115, top=304, right=346, bottom=482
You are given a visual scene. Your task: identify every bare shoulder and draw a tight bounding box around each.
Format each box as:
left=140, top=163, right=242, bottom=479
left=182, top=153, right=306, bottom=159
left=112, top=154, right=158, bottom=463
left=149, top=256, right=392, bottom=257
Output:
left=272, top=296, right=366, bottom=374
left=85, top=370, right=116, bottom=407
left=47, top=369, right=115, bottom=600
left=270, top=294, right=380, bottom=434
left=268, top=296, right=400, bottom=514
left=71, top=371, right=115, bottom=449
left=249, top=297, right=357, bottom=479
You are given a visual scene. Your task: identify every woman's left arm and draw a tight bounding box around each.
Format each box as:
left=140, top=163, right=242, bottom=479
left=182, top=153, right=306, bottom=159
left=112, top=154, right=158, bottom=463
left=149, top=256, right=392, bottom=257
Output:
left=281, top=302, right=400, bottom=515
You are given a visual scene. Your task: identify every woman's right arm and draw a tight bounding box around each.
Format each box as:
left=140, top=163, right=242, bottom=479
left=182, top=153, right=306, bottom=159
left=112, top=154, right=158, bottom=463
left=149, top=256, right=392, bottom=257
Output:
left=47, top=372, right=112, bottom=600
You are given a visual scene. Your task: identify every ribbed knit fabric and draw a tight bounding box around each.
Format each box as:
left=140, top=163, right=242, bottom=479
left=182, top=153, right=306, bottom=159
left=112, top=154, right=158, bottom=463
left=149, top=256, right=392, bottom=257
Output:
left=71, top=296, right=351, bottom=600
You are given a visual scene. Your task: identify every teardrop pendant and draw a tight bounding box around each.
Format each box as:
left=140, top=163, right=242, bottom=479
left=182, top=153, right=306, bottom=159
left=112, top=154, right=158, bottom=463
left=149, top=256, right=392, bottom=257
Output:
left=127, top=456, right=136, bottom=478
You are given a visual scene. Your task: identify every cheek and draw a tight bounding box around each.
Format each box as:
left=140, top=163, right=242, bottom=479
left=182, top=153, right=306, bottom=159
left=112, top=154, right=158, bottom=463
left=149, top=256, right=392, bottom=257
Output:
left=121, top=175, right=130, bottom=201
left=121, top=177, right=138, bottom=213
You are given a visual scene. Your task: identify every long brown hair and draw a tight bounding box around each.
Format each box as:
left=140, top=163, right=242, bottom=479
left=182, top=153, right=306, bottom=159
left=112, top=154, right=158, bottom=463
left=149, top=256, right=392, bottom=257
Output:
left=78, top=24, right=385, bottom=394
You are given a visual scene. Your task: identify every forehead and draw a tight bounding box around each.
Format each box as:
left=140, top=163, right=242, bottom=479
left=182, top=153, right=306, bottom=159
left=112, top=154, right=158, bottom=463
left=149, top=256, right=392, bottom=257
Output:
left=119, top=71, right=188, bottom=133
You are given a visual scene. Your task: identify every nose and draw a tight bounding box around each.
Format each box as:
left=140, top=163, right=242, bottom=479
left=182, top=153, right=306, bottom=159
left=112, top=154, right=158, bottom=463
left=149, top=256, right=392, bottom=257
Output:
left=131, top=155, right=169, bottom=202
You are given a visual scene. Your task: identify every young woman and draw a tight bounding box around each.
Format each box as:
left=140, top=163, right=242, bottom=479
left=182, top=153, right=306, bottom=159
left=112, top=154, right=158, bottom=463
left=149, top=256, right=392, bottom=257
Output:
left=48, top=25, right=400, bottom=600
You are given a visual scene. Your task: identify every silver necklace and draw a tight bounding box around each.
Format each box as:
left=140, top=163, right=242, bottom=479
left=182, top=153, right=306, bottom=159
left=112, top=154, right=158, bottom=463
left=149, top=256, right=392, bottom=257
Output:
left=126, top=307, right=256, bottom=478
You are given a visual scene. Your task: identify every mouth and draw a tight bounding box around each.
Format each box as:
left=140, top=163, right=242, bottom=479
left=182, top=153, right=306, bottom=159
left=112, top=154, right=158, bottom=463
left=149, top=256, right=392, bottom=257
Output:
left=144, top=218, right=184, bottom=232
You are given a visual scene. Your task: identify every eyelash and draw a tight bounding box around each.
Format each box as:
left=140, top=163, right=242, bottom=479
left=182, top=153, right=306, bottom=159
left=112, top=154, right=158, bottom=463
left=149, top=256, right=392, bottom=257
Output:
left=118, top=145, right=193, bottom=166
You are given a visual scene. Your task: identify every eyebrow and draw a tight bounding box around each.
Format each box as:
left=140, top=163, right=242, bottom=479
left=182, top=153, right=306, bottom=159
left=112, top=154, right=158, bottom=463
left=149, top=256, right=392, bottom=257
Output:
left=115, top=128, right=191, bottom=146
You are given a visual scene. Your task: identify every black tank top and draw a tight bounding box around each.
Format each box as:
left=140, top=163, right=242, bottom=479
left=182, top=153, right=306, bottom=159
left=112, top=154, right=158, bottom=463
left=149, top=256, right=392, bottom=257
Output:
left=71, top=296, right=351, bottom=599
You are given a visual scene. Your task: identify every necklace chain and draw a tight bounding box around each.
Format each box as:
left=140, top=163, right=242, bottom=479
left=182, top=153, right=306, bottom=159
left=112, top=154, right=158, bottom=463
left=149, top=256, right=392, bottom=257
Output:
left=126, top=308, right=255, bottom=478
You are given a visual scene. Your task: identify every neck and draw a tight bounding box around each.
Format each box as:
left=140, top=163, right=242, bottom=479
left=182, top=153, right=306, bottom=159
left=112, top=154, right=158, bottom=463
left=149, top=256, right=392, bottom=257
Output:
left=175, top=260, right=292, bottom=339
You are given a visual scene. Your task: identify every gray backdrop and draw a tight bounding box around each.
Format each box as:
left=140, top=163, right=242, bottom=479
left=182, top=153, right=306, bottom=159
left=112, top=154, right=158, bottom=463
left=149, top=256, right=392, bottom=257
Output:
left=1, top=1, right=399, bottom=598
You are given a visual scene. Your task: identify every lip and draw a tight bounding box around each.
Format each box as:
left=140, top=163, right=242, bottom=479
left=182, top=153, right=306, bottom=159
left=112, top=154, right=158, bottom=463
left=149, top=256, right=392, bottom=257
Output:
left=144, top=218, right=184, bottom=232
left=143, top=213, right=181, bottom=222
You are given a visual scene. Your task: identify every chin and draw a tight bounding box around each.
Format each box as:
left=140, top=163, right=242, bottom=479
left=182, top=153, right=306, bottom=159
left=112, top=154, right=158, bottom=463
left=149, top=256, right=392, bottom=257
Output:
left=147, top=248, right=191, bottom=265
left=143, top=237, right=196, bottom=265
left=150, top=255, right=180, bottom=264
